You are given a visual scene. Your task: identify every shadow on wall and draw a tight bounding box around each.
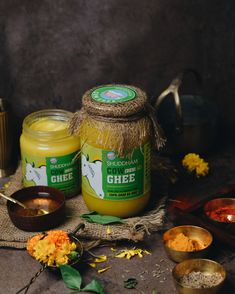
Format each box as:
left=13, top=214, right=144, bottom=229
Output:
left=0, top=0, right=234, bottom=138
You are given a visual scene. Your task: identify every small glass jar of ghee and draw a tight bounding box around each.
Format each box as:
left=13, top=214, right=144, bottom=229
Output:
left=75, top=85, right=153, bottom=217
left=20, top=109, right=80, bottom=198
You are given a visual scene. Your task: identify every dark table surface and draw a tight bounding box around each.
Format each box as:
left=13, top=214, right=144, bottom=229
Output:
left=1, top=143, right=235, bottom=294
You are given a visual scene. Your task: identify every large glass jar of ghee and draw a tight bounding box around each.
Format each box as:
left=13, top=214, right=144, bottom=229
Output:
left=20, top=109, right=80, bottom=198
left=76, top=85, right=153, bottom=217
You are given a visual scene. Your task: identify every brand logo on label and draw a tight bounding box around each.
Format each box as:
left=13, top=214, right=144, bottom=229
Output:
left=101, top=90, right=127, bottom=100
left=107, top=152, right=116, bottom=160
left=50, top=158, right=57, bottom=164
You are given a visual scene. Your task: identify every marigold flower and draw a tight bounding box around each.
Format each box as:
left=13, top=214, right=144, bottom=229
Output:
left=195, top=160, right=209, bottom=177
left=33, top=239, right=56, bottom=266
left=27, top=234, right=44, bottom=256
left=27, top=230, right=78, bottom=267
left=182, top=153, right=209, bottom=177
left=46, top=230, right=70, bottom=248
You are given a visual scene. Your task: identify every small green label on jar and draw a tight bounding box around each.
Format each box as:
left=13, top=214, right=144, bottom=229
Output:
left=81, top=142, right=150, bottom=200
left=91, top=86, right=136, bottom=103
left=21, top=151, right=80, bottom=197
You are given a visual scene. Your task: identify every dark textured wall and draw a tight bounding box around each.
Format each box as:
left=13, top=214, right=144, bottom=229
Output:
left=0, top=0, right=235, bottom=133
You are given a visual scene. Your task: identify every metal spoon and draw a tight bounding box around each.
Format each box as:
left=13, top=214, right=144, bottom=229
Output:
left=0, top=192, right=49, bottom=215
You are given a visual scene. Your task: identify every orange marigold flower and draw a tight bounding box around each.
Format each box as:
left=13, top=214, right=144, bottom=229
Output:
left=46, top=230, right=70, bottom=248
left=27, top=234, right=44, bottom=256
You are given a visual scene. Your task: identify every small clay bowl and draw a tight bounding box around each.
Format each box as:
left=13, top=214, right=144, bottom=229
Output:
left=204, top=198, right=235, bottom=232
left=7, top=186, right=65, bottom=231
left=163, top=225, right=213, bottom=263
left=172, top=258, right=226, bottom=294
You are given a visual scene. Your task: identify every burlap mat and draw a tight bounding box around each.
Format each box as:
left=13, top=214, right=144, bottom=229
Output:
left=0, top=166, right=166, bottom=249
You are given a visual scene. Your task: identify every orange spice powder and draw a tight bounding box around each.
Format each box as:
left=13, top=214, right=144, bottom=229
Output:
left=166, top=233, right=207, bottom=252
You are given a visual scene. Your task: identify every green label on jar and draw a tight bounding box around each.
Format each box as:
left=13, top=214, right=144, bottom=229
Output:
left=91, top=86, right=136, bottom=103
left=21, top=151, right=80, bottom=197
left=81, top=142, right=150, bottom=200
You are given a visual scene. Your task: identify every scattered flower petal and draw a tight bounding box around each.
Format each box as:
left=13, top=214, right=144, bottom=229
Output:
left=115, top=248, right=150, bottom=260
left=115, top=252, right=127, bottom=258
left=143, top=250, right=151, bottom=255
left=106, top=226, right=112, bottom=235
left=94, top=255, right=107, bottom=263
left=98, top=266, right=111, bottom=274
left=88, top=263, right=97, bottom=268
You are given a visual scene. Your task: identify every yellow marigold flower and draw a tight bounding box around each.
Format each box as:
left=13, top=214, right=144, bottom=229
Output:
left=33, top=239, right=56, bottom=265
left=27, top=234, right=44, bottom=256
left=182, top=153, right=209, bottom=177
left=195, top=161, right=209, bottom=177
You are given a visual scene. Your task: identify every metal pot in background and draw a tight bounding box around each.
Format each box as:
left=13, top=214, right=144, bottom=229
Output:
left=0, top=98, right=15, bottom=177
left=155, top=70, right=218, bottom=155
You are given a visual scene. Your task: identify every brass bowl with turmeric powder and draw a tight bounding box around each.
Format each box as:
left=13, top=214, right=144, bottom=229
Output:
left=163, top=225, right=213, bottom=263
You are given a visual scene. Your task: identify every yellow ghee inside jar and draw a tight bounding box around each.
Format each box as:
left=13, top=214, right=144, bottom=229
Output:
left=77, top=85, right=152, bottom=217
left=20, top=109, right=80, bottom=198
left=30, top=118, right=68, bottom=132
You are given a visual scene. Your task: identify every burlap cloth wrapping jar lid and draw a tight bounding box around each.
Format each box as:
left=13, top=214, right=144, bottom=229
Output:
left=83, top=84, right=147, bottom=118
left=70, top=84, right=165, bottom=155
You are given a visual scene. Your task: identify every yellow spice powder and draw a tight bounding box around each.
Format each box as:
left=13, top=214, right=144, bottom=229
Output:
left=167, top=233, right=206, bottom=252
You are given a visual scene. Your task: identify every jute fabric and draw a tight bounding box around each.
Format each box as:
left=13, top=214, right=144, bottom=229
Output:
left=0, top=166, right=166, bottom=249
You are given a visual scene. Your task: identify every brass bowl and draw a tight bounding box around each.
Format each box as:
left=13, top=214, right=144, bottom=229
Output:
left=172, top=259, right=226, bottom=294
left=163, top=225, right=213, bottom=263
left=204, top=198, right=235, bottom=232
left=7, top=186, right=65, bottom=231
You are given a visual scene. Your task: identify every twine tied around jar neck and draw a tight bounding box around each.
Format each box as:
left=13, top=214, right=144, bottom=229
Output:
left=69, top=85, right=166, bottom=156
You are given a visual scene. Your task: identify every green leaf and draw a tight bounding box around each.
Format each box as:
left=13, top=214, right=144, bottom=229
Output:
left=80, top=211, right=124, bottom=225
left=59, top=264, right=82, bottom=290
left=124, top=278, right=138, bottom=289
left=82, top=279, right=106, bottom=294
left=152, top=290, right=159, bottom=294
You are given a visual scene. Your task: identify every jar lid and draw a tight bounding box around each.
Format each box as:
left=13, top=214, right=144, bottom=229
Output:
left=82, top=84, right=147, bottom=118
